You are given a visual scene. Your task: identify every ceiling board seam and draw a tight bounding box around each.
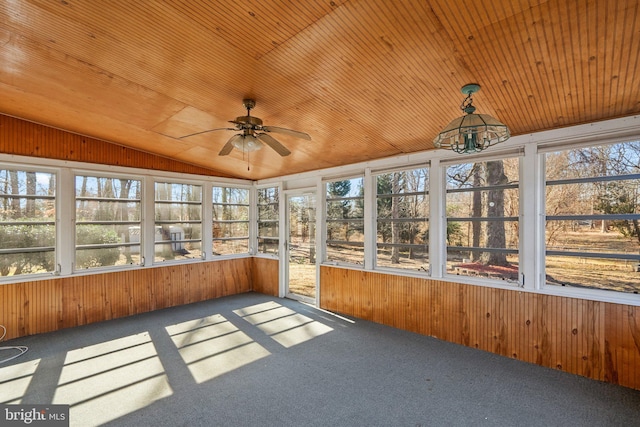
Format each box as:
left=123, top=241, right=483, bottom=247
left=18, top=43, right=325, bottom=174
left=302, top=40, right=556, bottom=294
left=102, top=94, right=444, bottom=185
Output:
left=254, top=0, right=347, bottom=59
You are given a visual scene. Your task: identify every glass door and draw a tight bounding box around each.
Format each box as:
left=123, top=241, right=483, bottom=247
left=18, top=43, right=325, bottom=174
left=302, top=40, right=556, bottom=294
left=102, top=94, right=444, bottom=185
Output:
left=285, top=192, right=316, bottom=303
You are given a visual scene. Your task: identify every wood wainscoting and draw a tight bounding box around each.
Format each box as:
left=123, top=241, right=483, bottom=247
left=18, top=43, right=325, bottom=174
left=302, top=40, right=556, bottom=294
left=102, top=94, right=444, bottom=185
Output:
left=0, top=258, right=252, bottom=340
left=320, top=266, right=640, bottom=391
left=251, top=257, right=279, bottom=296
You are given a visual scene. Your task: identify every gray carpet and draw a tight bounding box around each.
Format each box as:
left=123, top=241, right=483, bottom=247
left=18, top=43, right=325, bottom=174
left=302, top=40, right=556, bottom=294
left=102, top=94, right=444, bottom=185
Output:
left=1, top=292, right=639, bottom=427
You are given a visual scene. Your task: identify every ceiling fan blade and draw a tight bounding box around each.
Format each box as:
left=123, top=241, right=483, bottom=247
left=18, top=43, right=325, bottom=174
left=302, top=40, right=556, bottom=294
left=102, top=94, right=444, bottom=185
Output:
left=219, top=135, right=240, bottom=156
left=257, top=133, right=291, bottom=156
left=262, top=126, right=311, bottom=141
left=179, top=128, right=235, bottom=139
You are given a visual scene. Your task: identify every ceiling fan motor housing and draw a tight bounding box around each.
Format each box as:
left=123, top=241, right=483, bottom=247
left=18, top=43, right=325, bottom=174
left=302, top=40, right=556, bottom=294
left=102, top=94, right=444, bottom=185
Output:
left=234, top=116, right=263, bottom=128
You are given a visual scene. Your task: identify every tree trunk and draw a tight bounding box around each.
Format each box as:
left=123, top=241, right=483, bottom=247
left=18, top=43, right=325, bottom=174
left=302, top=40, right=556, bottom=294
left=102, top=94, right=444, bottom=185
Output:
left=158, top=183, right=174, bottom=259
left=79, top=176, right=88, bottom=217
left=9, top=170, right=20, bottom=218
left=26, top=172, right=36, bottom=217
left=119, top=179, right=133, bottom=263
left=391, top=172, right=400, bottom=264
left=481, top=160, right=510, bottom=266
left=471, top=164, right=483, bottom=262
left=1, top=170, right=8, bottom=216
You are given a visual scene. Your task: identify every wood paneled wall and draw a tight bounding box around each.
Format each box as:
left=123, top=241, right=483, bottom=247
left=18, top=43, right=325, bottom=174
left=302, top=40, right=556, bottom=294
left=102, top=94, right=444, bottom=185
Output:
left=320, top=266, right=640, bottom=391
left=251, top=257, right=279, bottom=296
left=0, top=114, right=229, bottom=177
left=0, top=259, right=251, bottom=340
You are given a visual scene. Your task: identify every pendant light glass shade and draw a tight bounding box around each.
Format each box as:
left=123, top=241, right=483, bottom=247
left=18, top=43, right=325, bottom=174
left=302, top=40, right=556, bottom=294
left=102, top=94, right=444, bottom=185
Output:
left=230, top=133, right=263, bottom=152
left=434, top=84, right=510, bottom=154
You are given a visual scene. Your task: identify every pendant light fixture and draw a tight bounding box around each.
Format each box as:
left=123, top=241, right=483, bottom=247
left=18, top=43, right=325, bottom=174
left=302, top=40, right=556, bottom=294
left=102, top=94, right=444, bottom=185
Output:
left=228, top=131, right=263, bottom=153
left=433, top=84, right=510, bottom=154
left=228, top=131, right=263, bottom=171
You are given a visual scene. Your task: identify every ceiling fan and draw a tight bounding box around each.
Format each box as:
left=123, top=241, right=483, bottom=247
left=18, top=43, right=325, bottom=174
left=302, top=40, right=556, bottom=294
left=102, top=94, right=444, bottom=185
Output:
left=180, top=99, right=311, bottom=157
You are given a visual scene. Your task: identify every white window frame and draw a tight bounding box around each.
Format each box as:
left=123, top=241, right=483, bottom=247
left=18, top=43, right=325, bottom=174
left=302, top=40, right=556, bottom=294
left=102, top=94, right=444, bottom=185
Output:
left=211, top=184, right=252, bottom=257
left=372, top=164, right=430, bottom=275
left=440, top=153, right=522, bottom=287
left=255, top=184, right=281, bottom=258
left=323, top=175, right=365, bottom=268
left=0, top=163, right=58, bottom=280
left=152, top=179, right=204, bottom=264
left=540, top=140, right=640, bottom=295
left=73, top=171, right=144, bottom=272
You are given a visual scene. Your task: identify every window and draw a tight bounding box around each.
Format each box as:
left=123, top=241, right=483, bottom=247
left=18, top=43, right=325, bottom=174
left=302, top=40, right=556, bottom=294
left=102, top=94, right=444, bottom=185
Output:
left=212, top=186, right=249, bottom=255
left=445, top=157, right=520, bottom=282
left=375, top=167, right=429, bottom=271
left=544, top=142, right=640, bottom=293
left=325, top=176, right=364, bottom=265
left=75, top=175, right=142, bottom=269
left=257, top=186, right=279, bottom=255
left=155, top=182, right=202, bottom=262
left=0, top=168, right=56, bottom=277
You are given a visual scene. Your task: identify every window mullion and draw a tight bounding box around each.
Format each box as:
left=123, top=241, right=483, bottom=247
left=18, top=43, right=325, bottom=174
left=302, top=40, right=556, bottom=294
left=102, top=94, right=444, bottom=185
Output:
left=143, top=178, right=155, bottom=266
left=202, top=182, right=213, bottom=260
left=364, top=168, right=375, bottom=271
left=249, top=185, right=257, bottom=255
left=520, top=143, right=537, bottom=290
left=429, top=159, right=444, bottom=277
left=59, top=168, right=74, bottom=275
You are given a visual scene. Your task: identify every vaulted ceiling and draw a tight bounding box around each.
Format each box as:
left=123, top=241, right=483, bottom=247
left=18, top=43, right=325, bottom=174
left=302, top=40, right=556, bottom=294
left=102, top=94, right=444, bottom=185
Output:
left=0, top=0, right=638, bottom=180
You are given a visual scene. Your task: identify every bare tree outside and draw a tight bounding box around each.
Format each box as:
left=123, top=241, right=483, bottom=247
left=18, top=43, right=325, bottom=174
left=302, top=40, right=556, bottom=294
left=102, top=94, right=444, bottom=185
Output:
left=482, top=160, right=509, bottom=266
left=391, top=172, right=401, bottom=264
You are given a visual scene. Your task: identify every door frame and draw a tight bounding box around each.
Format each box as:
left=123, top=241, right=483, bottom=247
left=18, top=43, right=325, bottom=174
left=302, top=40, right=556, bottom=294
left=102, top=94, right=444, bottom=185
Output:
left=281, top=188, right=318, bottom=305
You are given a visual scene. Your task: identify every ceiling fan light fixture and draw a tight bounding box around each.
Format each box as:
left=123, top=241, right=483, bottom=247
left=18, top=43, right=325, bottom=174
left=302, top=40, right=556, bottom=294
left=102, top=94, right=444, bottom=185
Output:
left=183, top=99, right=310, bottom=158
left=434, top=84, right=510, bottom=154
left=230, top=133, right=263, bottom=152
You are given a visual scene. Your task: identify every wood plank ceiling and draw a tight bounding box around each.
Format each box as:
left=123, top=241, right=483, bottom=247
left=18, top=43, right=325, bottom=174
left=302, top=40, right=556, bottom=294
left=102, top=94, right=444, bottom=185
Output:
left=0, top=0, right=638, bottom=180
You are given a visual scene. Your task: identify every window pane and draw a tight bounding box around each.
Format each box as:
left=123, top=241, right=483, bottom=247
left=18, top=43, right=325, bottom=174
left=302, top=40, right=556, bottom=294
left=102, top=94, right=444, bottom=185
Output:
left=545, top=254, right=639, bottom=293
left=213, top=186, right=250, bottom=256
left=216, top=222, right=248, bottom=237
left=75, top=176, right=142, bottom=269
left=77, top=201, right=140, bottom=222
left=212, top=187, right=247, bottom=204
left=258, top=205, right=278, bottom=221
left=445, top=158, right=520, bottom=282
left=375, top=168, right=429, bottom=271
left=0, top=168, right=56, bottom=277
left=0, top=251, right=55, bottom=276
left=0, top=224, right=55, bottom=250
left=258, top=222, right=278, bottom=237
left=156, top=182, right=202, bottom=202
left=156, top=203, right=203, bottom=221
left=155, top=225, right=202, bottom=259
left=213, top=239, right=248, bottom=255
left=76, top=246, right=128, bottom=269
left=326, top=177, right=364, bottom=265
left=545, top=142, right=640, bottom=293
left=213, top=205, right=248, bottom=220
